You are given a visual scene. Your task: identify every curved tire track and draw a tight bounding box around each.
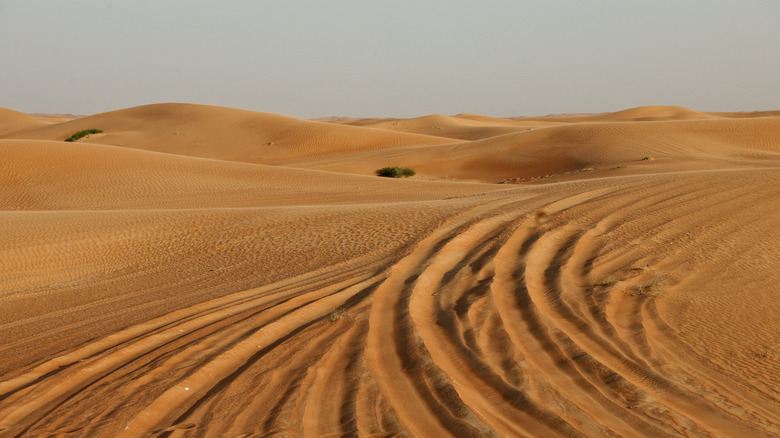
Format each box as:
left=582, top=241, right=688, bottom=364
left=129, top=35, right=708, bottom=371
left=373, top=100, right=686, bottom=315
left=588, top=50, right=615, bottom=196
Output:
left=1, top=170, right=779, bottom=437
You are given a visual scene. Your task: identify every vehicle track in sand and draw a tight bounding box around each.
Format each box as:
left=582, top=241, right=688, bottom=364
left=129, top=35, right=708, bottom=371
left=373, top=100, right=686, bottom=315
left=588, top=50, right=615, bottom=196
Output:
left=0, top=169, right=778, bottom=437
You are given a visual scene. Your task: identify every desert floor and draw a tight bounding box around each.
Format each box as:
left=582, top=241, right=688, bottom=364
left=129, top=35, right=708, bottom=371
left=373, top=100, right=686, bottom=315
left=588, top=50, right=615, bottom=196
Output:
left=0, top=104, right=779, bottom=437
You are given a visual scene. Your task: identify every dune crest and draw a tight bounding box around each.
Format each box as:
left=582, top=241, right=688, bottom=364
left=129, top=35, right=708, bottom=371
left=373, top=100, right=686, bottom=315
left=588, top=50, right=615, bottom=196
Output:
left=0, top=104, right=778, bottom=437
left=0, top=108, right=45, bottom=135
left=2, top=103, right=456, bottom=163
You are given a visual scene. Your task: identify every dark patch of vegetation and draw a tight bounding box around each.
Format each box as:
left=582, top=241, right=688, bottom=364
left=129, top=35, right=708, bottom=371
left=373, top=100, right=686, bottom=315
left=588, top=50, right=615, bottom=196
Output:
left=598, top=274, right=617, bottom=286
left=630, top=275, right=664, bottom=296
left=65, top=129, right=103, bottom=142
left=376, top=167, right=416, bottom=178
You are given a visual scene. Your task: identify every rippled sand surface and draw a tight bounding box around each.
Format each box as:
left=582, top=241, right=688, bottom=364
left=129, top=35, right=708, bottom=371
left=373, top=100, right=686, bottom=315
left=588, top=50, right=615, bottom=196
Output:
left=1, top=104, right=778, bottom=436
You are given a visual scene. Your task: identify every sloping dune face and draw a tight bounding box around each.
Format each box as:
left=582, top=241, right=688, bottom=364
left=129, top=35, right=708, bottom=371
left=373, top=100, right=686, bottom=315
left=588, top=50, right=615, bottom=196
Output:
left=0, top=109, right=46, bottom=135
left=0, top=104, right=779, bottom=437
left=2, top=103, right=455, bottom=163
left=290, top=109, right=780, bottom=181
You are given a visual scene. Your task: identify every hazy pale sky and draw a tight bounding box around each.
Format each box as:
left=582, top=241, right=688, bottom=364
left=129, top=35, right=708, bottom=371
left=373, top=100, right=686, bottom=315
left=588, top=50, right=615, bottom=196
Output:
left=2, top=0, right=779, bottom=118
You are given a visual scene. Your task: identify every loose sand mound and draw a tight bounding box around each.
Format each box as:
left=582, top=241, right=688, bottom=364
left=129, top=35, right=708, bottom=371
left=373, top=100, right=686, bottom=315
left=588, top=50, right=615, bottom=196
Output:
left=512, top=105, right=720, bottom=123
left=536, top=105, right=720, bottom=122
left=0, top=108, right=45, bottom=135
left=0, top=104, right=778, bottom=437
left=0, top=139, right=496, bottom=210
left=9, top=103, right=778, bottom=183
left=3, top=103, right=455, bottom=163
left=277, top=115, right=780, bottom=182
left=333, top=113, right=538, bottom=141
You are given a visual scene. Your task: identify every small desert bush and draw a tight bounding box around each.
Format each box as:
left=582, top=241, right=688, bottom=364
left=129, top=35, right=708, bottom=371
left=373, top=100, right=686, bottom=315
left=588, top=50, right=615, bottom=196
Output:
left=641, top=155, right=653, bottom=161
left=376, top=167, right=416, bottom=178
left=632, top=275, right=664, bottom=296
left=599, top=275, right=617, bottom=286
left=65, top=129, right=103, bottom=142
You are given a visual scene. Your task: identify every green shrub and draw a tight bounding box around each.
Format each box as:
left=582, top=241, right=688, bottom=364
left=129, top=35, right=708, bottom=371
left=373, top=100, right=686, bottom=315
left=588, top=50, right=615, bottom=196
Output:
left=632, top=275, right=664, bottom=296
left=65, top=129, right=103, bottom=142
left=376, top=167, right=416, bottom=178
left=598, top=274, right=617, bottom=286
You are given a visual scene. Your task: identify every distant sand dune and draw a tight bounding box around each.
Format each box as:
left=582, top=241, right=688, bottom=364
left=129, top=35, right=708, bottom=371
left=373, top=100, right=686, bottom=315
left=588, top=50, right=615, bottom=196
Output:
left=2, top=103, right=455, bottom=163
left=0, top=108, right=46, bottom=135
left=332, top=113, right=540, bottom=140
left=0, top=139, right=496, bottom=210
left=277, top=115, right=780, bottom=182
left=519, top=105, right=719, bottom=122
left=0, top=103, right=778, bottom=436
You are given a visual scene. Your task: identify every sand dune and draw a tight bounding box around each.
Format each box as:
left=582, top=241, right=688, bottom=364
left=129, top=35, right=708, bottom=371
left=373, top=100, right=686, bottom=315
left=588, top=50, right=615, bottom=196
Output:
left=0, top=103, right=779, bottom=437
left=0, top=139, right=497, bottom=210
left=278, top=115, right=780, bottom=182
left=0, top=109, right=46, bottom=135
left=514, top=105, right=719, bottom=123
left=2, top=103, right=455, bottom=163
left=708, top=110, right=780, bottom=118
left=332, top=113, right=539, bottom=141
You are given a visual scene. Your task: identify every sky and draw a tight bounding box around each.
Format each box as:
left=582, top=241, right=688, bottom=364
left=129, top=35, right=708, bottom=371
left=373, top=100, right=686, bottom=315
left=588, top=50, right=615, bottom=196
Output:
left=1, top=0, right=779, bottom=118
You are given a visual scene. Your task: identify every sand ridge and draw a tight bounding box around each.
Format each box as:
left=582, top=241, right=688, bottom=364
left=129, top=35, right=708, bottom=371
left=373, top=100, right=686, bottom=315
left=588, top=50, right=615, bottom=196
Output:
left=1, top=103, right=457, bottom=164
left=276, top=115, right=780, bottom=182
left=0, top=109, right=47, bottom=135
left=0, top=103, right=778, bottom=436
left=0, top=139, right=499, bottom=210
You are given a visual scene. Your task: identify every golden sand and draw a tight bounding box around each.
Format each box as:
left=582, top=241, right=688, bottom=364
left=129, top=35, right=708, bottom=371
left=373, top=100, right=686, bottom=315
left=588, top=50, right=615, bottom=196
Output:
left=0, top=104, right=778, bottom=436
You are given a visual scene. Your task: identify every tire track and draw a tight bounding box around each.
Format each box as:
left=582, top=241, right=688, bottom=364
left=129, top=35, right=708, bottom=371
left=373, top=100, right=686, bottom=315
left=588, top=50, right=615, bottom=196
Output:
left=1, top=169, right=779, bottom=436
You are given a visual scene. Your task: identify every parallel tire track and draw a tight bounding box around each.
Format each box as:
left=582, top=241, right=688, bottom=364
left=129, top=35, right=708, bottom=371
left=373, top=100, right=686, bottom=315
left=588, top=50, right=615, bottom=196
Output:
left=1, top=170, right=779, bottom=437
